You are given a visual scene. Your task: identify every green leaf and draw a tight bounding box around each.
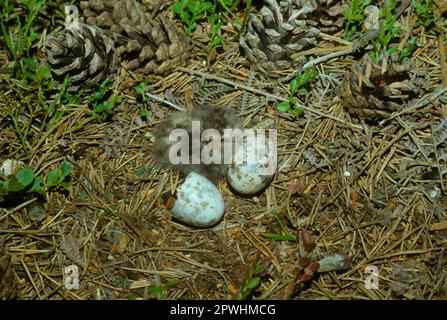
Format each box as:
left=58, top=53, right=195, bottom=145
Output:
left=210, top=35, right=222, bottom=47
left=59, top=181, right=71, bottom=190
left=245, top=277, right=260, bottom=290
left=139, top=109, right=149, bottom=119
left=104, top=100, right=114, bottom=114
left=173, top=2, right=183, bottom=13
left=277, top=102, right=291, bottom=113
left=188, top=1, right=199, bottom=14
left=251, top=263, right=263, bottom=276
left=61, top=160, right=73, bottom=178
left=291, top=106, right=304, bottom=116
left=201, top=1, right=213, bottom=12
left=343, top=10, right=351, bottom=20
left=262, top=232, right=297, bottom=241
left=47, top=168, right=61, bottom=186
left=164, top=279, right=182, bottom=290
left=36, top=64, right=51, bottom=81
left=3, top=177, right=26, bottom=192
left=386, top=47, right=397, bottom=56
left=16, top=168, right=35, bottom=186
left=273, top=211, right=288, bottom=233
left=2, top=180, right=10, bottom=192
left=148, top=286, right=166, bottom=300
left=399, top=37, right=417, bottom=60
left=29, top=176, right=44, bottom=193
left=301, top=70, right=312, bottom=84
left=94, top=103, right=105, bottom=114
left=289, top=79, right=298, bottom=93
left=135, top=84, right=145, bottom=95
left=352, top=13, right=363, bottom=21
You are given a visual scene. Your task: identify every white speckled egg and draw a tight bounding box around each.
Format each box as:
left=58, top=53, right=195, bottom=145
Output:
left=171, top=172, right=225, bottom=227
left=228, top=163, right=273, bottom=195
left=227, top=137, right=275, bottom=195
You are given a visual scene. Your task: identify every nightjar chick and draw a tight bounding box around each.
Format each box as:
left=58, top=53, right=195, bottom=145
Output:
left=153, top=105, right=241, bottom=182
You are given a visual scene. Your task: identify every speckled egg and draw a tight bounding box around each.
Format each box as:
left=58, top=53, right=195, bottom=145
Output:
left=227, top=137, right=275, bottom=195
left=171, top=172, right=225, bottom=227
left=228, top=162, right=273, bottom=195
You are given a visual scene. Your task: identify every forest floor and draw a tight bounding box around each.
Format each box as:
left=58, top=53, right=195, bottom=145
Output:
left=1, top=0, right=447, bottom=300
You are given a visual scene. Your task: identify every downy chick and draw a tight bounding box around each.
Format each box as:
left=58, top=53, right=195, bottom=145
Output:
left=153, top=105, right=241, bottom=182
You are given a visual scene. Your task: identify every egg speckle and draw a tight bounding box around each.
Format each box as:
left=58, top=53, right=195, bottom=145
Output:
left=171, top=172, right=225, bottom=227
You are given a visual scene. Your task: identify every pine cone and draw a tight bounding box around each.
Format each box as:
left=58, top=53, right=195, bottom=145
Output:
left=304, top=0, right=345, bottom=33
left=341, top=55, right=415, bottom=121
left=0, top=237, right=16, bottom=300
left=80, top=0, right=191, bottom=75
left=80, top=0, right=148, bottom=32
left=45, top=21, right=117, bottom=90
left=239, top=0, right=320, bottom=75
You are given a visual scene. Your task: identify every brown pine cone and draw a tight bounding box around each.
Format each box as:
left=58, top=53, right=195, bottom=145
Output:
left=45, top=21, right=117, bottom=90
left=305, top=0, right=345, bottom=33
left=341, top=54, right=415, bottom=120
left=239, top=0, right=320, bottom=76
left=80, top=0, right=148, bottom=32
left=80, top=0, right=191, bottom=75
left=0, top=237, right=17, bottom=300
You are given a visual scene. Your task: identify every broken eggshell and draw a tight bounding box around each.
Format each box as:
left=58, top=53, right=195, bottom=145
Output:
left=318, top=253, right=350, bottom=273
left=227, top=136, right=275, bottom=195
left=0, top=159, right=24, bottom=178
left=170, top=172, right=225, bottom=227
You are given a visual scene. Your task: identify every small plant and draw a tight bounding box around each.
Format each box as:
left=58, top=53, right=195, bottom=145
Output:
left=173, top=0, right=247, bottom=65
left=370, top=2, right=401, bottom=62
left=2, top=168, right=36, bottom=193
left=87, top=80, right=121, bottom=119
left=234, top=262, right=263, bottom=300
left=134, top=83, right=149, bottom=120
left=277, top=68, right=318, bottom=116
left=60, top=79, right=84, bottom=105
left=397, top=36, right=418, bottom=62
left=262, top=211, right=297, bottom=241
left=148, top=279, right=182, bottom=300
left=411, top=0, right=446, bottom=34
left=45, top=160, right=74, bottom=191
left=207, top=10, right=224, bottom=64
left=0, top=0, right=46, bottom=73
left=343, top=0, right=371, bottom=41
left=262, top=182, right=301, bottom=242
left=1, top=160, right=73, bottom=196
left=173, top=0, right=213, bottom=34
